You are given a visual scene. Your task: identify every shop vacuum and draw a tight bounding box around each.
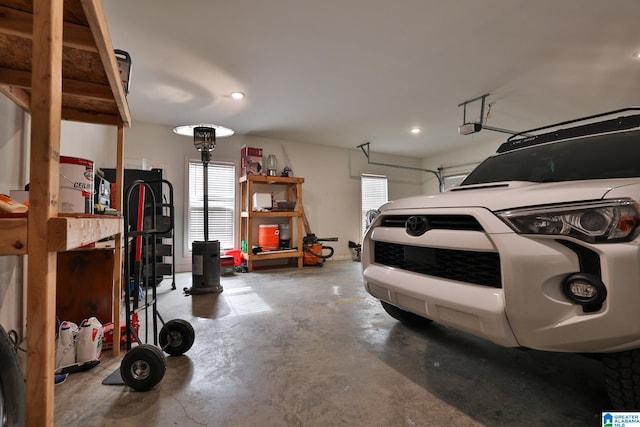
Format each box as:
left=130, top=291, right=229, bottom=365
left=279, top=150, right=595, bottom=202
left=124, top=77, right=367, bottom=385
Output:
left=302, top=234, right=337, bottom=266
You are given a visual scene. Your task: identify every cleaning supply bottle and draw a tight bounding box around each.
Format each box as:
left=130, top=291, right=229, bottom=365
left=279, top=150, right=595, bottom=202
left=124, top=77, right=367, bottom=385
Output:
left=0, top=194, right=28, bottom=213
left=55, top=321, right=78, bottom=369
left=76, top=317, right=104, bottom=363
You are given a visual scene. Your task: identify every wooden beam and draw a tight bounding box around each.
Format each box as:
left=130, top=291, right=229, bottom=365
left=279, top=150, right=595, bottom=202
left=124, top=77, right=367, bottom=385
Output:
left=26, top=0, right=63, bottom=424
left=48, top=216, right=123, bottom=252
left=80, top=0, right=131, bottom=126
left=0, top=5, right=32, bottom=38
left=0, top=5, right=97, bottom=52
left=0, top=67, right=30, bottom=87
left=0, top=67, right=113, bottom=100
left=112, top=120, right=126, bottom=357
left=0, top=83, right=30, bottom=111
left=0, top=68, right=121, bottom=126
left=61, top=107, right=118, bottom=125
left=62, top=15, right=98, bottom=52
left=63, top=77, right=113, bottom=100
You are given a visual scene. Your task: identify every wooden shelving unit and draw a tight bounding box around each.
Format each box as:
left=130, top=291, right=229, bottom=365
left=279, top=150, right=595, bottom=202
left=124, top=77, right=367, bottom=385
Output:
left=0, top=0, right=129, bottom=424
left=239, top=175, right=305, bottom=271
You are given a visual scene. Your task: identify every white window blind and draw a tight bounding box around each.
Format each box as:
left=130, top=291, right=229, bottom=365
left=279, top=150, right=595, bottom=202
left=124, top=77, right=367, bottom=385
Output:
left=361, top=174, right=388, bottom=236
left=188, top=161, right=235, bottom=251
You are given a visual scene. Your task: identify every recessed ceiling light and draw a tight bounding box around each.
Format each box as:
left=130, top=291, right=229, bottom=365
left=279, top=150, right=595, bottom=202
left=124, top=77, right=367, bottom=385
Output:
left=172, top=124, right=235, bottom=137
left=231, top=91, right=245, bottom=100
left=410, top=127, right=422, bottom=134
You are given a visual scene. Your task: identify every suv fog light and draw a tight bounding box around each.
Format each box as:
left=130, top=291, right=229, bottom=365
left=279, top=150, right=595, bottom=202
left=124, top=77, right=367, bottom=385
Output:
left=562, top=273, right=607, bottom=306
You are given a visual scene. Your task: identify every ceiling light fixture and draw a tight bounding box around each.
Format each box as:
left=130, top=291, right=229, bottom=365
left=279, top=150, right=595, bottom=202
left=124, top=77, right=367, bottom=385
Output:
left=231, top=91, right=245, bottom=100
left=410, top=127, right=422, bottom=134
left=632, top=50, right=640, bottom=60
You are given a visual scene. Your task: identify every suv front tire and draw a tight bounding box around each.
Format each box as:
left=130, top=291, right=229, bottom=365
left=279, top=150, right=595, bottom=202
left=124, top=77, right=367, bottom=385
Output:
left=603, top=349, right=640, bottom=409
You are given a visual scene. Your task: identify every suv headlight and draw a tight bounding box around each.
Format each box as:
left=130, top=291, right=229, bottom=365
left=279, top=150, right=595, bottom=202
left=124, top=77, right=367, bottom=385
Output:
left=496, top=199, right=640, bottom=243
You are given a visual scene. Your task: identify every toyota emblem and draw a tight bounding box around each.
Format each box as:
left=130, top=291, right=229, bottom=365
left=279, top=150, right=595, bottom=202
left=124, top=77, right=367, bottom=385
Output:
left=406, top=216, right=430, bottom=236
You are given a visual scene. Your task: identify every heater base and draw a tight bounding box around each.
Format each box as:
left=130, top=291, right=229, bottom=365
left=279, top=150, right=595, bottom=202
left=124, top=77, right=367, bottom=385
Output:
left=187, top=284, right=223, bottom=295
left=191, top=240, right=222, bottom=295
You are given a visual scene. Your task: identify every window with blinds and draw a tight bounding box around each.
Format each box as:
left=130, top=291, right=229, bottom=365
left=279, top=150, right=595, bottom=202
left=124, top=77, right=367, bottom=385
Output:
left=361, top=174, right=388, bottom=236
left=187, top=161, right=236, bottom=251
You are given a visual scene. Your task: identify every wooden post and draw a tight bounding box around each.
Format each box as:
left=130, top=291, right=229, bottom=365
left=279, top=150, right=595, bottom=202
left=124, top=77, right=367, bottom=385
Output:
left=27, top=0, right=64, bottom=425
left=296, top=182, right=305, bottom=268
left=112, top=120, right=125, bottom=356
left=247, top=178, right=254, bottom=271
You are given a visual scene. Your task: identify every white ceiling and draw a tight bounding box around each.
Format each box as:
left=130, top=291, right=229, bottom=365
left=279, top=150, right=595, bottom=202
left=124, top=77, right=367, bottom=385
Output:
left=103, top=0, right=640, bottom=158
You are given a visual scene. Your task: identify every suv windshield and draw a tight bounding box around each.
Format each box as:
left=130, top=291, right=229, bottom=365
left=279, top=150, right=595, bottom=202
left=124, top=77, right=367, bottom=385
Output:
left=462, top=130, right=640, bottom=186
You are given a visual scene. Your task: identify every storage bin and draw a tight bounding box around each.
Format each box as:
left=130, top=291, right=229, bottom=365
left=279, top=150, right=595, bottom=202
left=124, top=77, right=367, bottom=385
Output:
left=220, top=256, right=235, bottom=275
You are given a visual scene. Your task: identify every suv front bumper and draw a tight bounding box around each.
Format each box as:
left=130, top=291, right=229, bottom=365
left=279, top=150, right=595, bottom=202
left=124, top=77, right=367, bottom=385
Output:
left=363, top=207, right=640, bottom=353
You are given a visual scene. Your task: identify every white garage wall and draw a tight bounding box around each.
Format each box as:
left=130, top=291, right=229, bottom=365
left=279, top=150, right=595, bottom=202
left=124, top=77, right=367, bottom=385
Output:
left=0, top=96, right=27, bottom=333
left=117, top=121, right=425, bottom=272
left=60, top=121, right=115, bottom=171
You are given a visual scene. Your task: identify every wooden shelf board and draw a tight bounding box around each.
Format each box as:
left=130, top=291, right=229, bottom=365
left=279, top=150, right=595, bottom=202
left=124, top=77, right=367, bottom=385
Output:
left=241, top=210, right=302, bottom=218
left=0, top=217, right=27, bottom=255
left=243, top=250, right=303, bottom=261
left=239, top=175, right=304, bottom=184
left=48, top=215, right=123, bottom=252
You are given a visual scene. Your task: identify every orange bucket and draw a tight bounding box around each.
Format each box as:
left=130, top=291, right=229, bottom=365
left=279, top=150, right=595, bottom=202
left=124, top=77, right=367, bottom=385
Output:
left=258, top=224, right=279, bottom=250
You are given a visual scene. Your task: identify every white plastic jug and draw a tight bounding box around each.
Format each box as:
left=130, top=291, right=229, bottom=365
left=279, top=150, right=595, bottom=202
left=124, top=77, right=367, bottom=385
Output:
left=55, top=321, right=78, bottom=369
left=76, top=317, right=103, bottom=363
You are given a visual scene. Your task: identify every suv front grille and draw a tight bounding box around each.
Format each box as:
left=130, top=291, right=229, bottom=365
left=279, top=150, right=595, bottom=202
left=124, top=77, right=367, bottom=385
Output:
left=374, top=241, right=501, bottom=288
left=380, top=215, right=483, bottom=231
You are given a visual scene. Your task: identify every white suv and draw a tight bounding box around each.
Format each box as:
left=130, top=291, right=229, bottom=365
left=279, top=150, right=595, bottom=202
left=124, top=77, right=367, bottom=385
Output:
left=362, top=108, right=640, bottom=410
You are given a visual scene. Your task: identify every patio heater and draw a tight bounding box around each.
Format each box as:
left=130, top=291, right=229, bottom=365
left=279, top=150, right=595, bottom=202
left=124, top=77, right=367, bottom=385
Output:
left=173, top=124, right=234, bottom=294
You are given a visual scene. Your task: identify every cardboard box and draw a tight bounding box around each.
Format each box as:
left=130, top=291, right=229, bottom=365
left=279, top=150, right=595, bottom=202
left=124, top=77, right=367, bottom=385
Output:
left=241, top=145, right=263, bottom=176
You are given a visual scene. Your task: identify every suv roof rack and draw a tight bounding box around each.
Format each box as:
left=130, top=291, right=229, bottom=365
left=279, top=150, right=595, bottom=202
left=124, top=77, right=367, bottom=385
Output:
left=497, top=107, right=640, bottom=153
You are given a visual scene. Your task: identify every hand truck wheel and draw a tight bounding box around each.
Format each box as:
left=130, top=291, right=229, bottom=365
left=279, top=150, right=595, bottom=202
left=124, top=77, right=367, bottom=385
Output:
left=159, top=319, right=195, bottom=356
left=120, top=344, right=166, bottom=391
left=0, top=326, right=25, bottom=425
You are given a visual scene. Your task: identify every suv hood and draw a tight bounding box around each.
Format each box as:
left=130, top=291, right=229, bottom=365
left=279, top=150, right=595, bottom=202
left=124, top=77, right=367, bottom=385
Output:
left=383, top=178, right=640, bottom=212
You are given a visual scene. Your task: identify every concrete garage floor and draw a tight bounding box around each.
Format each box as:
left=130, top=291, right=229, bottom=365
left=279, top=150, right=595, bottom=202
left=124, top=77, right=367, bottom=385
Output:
left=54, top=260, right=609, bottom=426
